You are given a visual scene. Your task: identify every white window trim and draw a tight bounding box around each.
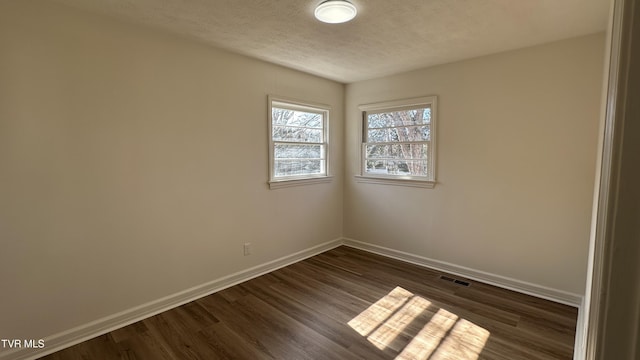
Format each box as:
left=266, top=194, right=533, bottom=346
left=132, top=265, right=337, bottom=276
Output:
left=357, top=96, right=437, bottom=188
left=269, top=176, right=334, bottom=189
left=268, top=95, right=331, bottom=189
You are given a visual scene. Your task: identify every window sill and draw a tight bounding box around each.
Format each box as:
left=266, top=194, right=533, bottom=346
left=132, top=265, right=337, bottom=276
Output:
left=354, top=175, right=436, bottom=189
left=269, top=176, right=333, bottom=189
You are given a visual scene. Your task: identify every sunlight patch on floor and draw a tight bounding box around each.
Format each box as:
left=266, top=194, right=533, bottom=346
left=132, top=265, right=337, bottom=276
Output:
left=348, top=286, right=414, bottom=336
left=429, top=319, right=491, bottom=359
left=367, top=294, right=432, bottom=350
left=348, top=286, right=490, bottom=360
left=395, top=308, right=458, bottom=359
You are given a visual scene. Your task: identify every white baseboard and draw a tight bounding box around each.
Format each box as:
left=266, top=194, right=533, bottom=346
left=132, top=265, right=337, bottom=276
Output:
left=3, top=237, right=584, bottom=360
left=0, top=238, right=343, bottom=360
left=342, top=238, right=583, bottom=307
left=344, top=238, right=586, bottom=360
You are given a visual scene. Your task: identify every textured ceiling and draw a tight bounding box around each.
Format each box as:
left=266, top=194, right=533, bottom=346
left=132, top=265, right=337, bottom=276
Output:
left=53, top=0, right=610, bottom=83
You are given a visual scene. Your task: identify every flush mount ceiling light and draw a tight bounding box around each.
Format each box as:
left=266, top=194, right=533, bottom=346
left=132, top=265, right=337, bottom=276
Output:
left=314, top=0, right=357, bottom=24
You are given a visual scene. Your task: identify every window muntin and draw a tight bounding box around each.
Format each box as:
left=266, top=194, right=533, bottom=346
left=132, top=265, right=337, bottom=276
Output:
left=269, top=98, right=329, bottom=183
left=360, top=97, right=436, bottom=183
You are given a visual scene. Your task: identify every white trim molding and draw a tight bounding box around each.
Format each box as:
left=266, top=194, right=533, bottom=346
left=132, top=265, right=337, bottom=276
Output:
left=268, top=95, right=332, bottom=188
left=269, top=176, right=333, bottom=189
left=342, top=238, right=583, bottom=307
left=354, top=175, right=436, bottom=188
left=574, top=298, right=588, bottom=360
left=0, top=239, right=343, bottom=360
left=584, top=0, right=640, bottom=359
left=2, top=237, right=586, bottom=360
left=358, top=96, right=438, bottom=187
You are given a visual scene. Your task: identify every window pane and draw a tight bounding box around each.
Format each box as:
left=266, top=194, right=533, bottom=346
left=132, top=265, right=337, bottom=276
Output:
left=367, top=128, right=398, bottom=142
left=366, top=143, right=428, bottom=160
left=275, top=160, right=324, bottom=177
left=273, top=126, right=323, bottom=142
left=367, top=108, right=430, bottom=129
left=274, top=144, right=323, bottom=159
left=272, top=107, right=322, bottom=128
left=367, top=125, right=430, bottom=143
left=365, top=159, right=428, bottom=176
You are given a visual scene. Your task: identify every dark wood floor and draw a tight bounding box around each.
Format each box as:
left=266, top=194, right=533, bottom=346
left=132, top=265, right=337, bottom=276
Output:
left=41, top=246, right=577, bottom=359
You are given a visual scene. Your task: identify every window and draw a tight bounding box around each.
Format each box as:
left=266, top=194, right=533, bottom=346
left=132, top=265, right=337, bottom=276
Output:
left=268, top=96, right=331, bottom=189
left=358, top=96, right=437, bottom=188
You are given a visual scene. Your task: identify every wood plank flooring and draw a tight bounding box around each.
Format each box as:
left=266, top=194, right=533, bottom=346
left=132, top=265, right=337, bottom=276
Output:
left=41, top=246, right=578, bottom=359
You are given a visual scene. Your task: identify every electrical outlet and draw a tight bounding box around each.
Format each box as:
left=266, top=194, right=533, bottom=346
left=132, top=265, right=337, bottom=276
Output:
left=243, top=243, right=252, bottom=256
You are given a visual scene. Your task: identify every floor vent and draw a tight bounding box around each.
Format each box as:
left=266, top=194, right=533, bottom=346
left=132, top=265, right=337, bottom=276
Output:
left=440, top=275, right=470, bottom=287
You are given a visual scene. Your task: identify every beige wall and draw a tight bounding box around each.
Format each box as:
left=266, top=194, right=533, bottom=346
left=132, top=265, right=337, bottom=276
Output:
left=344, top=34, right=605, bottom=295
left=0, top=1, right=343, bottom=340
left=0, top=0, right=606, bottom=349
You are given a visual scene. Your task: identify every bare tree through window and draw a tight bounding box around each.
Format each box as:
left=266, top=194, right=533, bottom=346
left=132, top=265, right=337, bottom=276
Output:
left=270, top=99, right=328, bottom=180
left=365, top=107, right=431, bottom=177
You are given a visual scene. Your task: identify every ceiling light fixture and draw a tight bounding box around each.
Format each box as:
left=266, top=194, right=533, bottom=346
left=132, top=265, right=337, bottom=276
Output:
left=314, top=0, right=357, bottom=24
